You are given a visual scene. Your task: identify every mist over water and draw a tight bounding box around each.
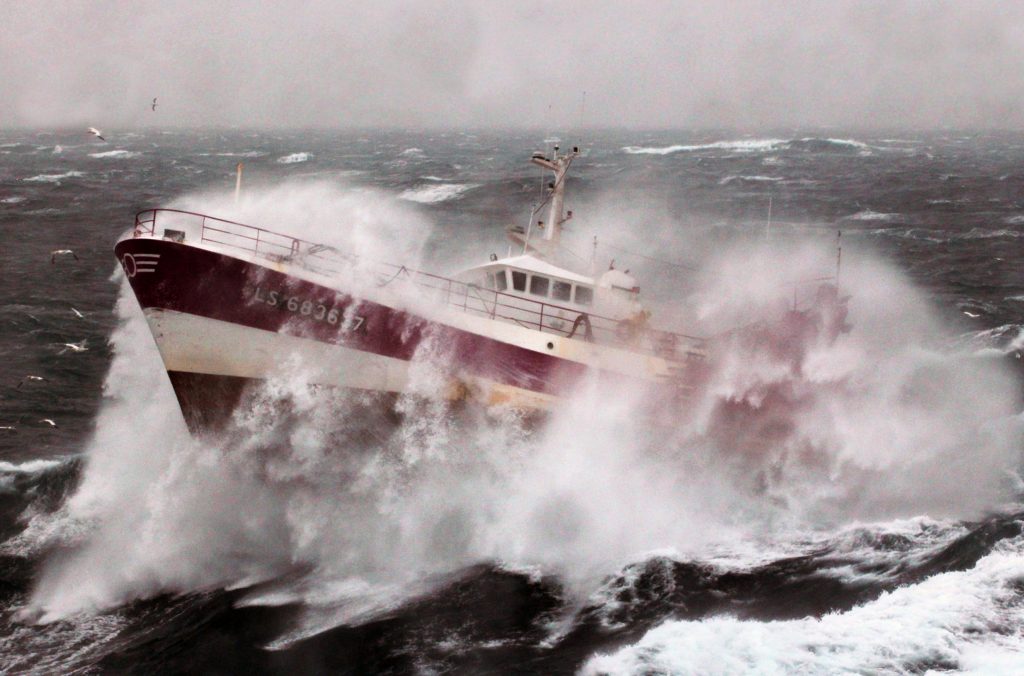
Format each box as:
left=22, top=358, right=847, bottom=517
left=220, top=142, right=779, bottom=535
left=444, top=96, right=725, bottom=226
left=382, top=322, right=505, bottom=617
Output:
left=3, top=128, right=1024, bottom=672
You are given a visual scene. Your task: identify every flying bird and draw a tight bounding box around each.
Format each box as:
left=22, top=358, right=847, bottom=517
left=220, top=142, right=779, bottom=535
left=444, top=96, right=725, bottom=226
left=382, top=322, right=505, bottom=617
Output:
left=151, top=97, right=157, bottom=111
left=16, top=375, right=47, bottom=389
left=51, top=249, right=79, bottom=264
left=70, top=307, right=85, bottom=319
left=87, top=127, right=106, bottom=141
left=58, top=340, right=88, bottom=355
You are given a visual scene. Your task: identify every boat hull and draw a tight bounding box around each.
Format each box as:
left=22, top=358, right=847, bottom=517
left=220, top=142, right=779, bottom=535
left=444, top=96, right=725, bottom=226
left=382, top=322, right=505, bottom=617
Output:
left=115, top=237, right=661, bottom=433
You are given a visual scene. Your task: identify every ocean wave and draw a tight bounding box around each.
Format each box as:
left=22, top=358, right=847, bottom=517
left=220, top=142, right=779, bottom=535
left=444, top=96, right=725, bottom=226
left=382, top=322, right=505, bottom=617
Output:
left=401, top=148, right=424, bottom=156
left=846, top=210, right=902, bottom=222
left=623, top=137, right=872, bottom=156
left=0, top=459, right=63, bottom=474
left=718, top=175, right=783, bottom=185
left=958, top=323, right=1024, bottom=356
left=399, top=183, right=478, bottom=204
left=23, top=171, right=85, bottom=183
left=1005, top=215, right=1024, bottom=225
left=277, top=152, right=313, bottom=164
left=88, top=150, right=140, bottom=159
left=583, top=534, right=1024, bottom=675
left=199, top=151, right=264, bottom=158
left=52, top=145, right=63, bottom=154
left=623, top=139, right=787, bottom=155
left=1, top=196, right=26, bottom=204
left=420, top=175, right=446, bottom=182
left=952, top=227, right=1023, bottom=240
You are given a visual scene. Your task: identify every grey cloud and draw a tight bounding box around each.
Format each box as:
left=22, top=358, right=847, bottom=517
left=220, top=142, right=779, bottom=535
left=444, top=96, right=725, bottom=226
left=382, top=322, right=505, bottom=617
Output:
left=1, top=0, right=1022, bottom=129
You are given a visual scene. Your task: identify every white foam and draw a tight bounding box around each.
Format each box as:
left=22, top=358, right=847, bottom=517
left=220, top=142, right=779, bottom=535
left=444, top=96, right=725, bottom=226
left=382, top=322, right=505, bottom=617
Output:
left=401, top=147, right=424, bottom=155
left=818, top=137, right=870, bottom=149
left=23, top=171, right=84, bottom=183
left=623, top=139, right=787, bottom=155
left=1, top=196, right=26, bottom=204
left=88, top=150, right=140, bottom=159
left=277, top=152, right=313, bottom=164
left=399, top=183, right=478, bottom=203
left=847, top=209, right=901, bottom=222
left=0, top=459, right=63, bottom=474
left=583, top=535, right=1024, bottom=674
left=718, top=175, right=783, bottom=185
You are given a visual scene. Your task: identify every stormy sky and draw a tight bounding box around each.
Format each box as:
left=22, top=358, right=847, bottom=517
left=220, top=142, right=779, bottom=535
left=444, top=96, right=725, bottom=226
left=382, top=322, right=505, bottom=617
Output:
left=2, top=0, right=1023, bottom=130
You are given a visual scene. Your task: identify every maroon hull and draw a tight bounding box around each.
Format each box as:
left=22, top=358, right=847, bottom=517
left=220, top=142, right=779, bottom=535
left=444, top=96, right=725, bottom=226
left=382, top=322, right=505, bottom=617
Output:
left=116, top=238, right=599, bottom=400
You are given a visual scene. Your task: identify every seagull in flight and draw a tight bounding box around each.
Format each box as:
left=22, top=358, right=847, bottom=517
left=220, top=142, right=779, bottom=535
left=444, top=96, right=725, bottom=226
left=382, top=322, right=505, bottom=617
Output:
left=70, top=307, right=85, bottom=319
left=87, top=127, right=106, bottom=141
left=151, top=97, right=157, bottom=111
left=51, top=249, right=79, bottom=264
left=58, top=340, right=88, bottom=355
left=16, top=375, right=47, bottom=389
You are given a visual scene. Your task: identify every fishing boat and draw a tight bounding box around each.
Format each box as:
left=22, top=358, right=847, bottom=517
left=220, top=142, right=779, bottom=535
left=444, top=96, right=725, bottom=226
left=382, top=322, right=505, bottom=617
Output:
left=114, top=145, right=848, bottom=434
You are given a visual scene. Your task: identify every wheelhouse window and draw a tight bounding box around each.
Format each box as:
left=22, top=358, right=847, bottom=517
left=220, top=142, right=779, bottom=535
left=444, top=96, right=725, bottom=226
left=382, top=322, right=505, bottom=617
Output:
left=485, top=273, right=495, bottom=289
left=529, top=275, right=550, bottom=297
left=552, top=280, right=572, bottom=302
left=494, top=269, right=507, bottom=291
left=511, top=270, right=526, bottom=291
left=575, top=285, right=593, bottom=305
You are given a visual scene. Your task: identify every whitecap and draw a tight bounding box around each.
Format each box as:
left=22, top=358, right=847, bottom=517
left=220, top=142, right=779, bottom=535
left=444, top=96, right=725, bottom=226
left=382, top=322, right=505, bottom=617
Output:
left=401, top=147, right=424, bottom=156
left=583, top=535, right=1024, bottom=675
left=819, top=137, right=870, bottom=149
left=1, top=196, right=26, bottom=204
left=846, top=209, right=902, bottom=222
left=277, top=152, right=313, bottom=164
left=52, top=145, right=63, bottom=154
left=23, top=171, right=85, bottom=183
left=399, top=183, right=478, bottom=204
left=1004, top=215, right=1024, bottom=225
left=0, top=458, right=63, bottom=474
left=718, top=175, right=783, bottom=185
left=623, top=139, right=787, bottom=155
left=89, top=150, right=140, bottom=159
left=419, top=175, right=446, bottom=182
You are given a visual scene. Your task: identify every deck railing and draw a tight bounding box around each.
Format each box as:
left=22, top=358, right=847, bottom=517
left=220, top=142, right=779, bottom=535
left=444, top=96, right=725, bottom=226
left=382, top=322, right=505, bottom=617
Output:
left=134, top=208, right=706, bottom=359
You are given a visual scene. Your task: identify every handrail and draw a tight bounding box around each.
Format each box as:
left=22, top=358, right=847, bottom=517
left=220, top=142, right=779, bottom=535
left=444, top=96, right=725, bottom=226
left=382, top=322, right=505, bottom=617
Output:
left=132, top=208, right=707, bottom=357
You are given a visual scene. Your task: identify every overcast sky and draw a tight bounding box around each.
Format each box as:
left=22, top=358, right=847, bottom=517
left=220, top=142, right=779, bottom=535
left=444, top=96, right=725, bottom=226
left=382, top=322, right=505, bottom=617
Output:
left=2, top=0, right=1023, bottom=130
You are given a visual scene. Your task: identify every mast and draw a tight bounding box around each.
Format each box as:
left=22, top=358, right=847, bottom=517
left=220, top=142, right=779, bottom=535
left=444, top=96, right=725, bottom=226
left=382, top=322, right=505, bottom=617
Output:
left=530, top=144, right=578, bottom=246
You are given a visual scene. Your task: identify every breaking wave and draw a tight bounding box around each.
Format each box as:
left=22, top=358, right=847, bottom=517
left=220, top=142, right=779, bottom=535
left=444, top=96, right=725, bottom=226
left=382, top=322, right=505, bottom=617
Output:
left=277, top=152, right=313, bottom=164
left=0, top=459, right=64, bottom=474
left=88, top=150, right=140, bottom=159
left=399, top=183, right=478, bottom=204
left=846, top=209, right=903, bottom=222
left=623, top=137, right=872, bottom=156
left=718, top=175, right=783, bottom=185
left=623, top=139, right=787, bottom=155
left=23, top=171, right=85, bottom=183
left=584, top=531, right=1024, bottom=674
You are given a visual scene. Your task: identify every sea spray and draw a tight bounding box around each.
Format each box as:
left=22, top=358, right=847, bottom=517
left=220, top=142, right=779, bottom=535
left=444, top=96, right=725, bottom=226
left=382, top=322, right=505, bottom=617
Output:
left=23, top=199, right=1024, bottom=633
